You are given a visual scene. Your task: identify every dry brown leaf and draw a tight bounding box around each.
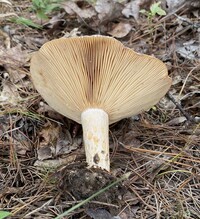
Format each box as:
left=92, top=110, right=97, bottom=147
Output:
left=95, top=0, right=122, bottom=22
left=34, top=156, right=76, bottom=168
left=122, top=0, right=152, bottom=20
left=37, top=145, right=52, bottom=160
left=122, top=0, right=140, bottom=20
left=56, top=129, right=81, bottom=155
left=166, top=116, right=187, bottom=125
left=37, top=123, right=80, bottom=161
left=37, top=123, right=60, bottom=160
left=0, top=45, right=29, bottom=83
left=62, top=28, right=81, bottom=38
left=95, top=0, right=115, bottom=20
left=3, top=134, right=31, bottom=155
left=107, top=22, right=132, bottom=38
left=43, top=12, right=65, bottom=29
left=61, top=1, right=96, bottom=19
left=0, top=81, right=21, bottom=105
left=28, top=37, right=48, bottom=47
left=166, top=0, right=186, bottom=12
left=176, top=40, right=200, bottom=61
left=39, top=123, right=60, bottom=146
left=0, top=45, right=28, bottom=66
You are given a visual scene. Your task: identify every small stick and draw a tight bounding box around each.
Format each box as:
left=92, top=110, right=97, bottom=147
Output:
left=167, top=92, right=196, bottom=123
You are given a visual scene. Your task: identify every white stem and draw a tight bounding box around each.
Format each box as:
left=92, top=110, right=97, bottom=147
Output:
left=81, top=108, right=110, bottom=171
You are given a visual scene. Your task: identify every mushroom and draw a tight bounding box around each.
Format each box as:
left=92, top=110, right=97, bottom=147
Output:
left=30, top=36, right=172, bottom=171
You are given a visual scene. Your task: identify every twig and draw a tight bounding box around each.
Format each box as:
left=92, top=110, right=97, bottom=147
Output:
left=174, top=13, right=200, bottom=28
left=167, top=92, right=196, bottom=123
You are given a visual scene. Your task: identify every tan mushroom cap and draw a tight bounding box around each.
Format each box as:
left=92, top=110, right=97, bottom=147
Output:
left=30, top=36, right=171, bottom=124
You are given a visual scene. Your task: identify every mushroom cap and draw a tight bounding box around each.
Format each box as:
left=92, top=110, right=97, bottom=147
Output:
left=30, top=36, right=171, bottom=124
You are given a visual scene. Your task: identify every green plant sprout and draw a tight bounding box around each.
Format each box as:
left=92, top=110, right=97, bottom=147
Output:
left=0, top=211, right=11, bottom=219
left=140, top=1, right=166, bottom=22
left=9, top=0, right=63, bottom=29
left=10, top=16, right=42, bottom=28
left=31, top=0, right=61, bottom=20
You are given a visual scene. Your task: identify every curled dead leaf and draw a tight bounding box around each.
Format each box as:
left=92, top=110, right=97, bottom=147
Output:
left=61, top=1, right=96, bottom=19
left=107, top=22, right=132, bottom=38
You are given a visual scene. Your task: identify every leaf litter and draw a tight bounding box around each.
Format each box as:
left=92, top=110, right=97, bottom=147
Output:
left=0, top=0, right=200, bottom=218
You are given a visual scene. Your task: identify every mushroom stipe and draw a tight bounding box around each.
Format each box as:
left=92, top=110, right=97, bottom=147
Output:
left=30, top=35, right=172, bottom=171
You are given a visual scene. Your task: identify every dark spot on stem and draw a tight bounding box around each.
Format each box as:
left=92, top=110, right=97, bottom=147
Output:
left=93, top=153, right=100, bottom=164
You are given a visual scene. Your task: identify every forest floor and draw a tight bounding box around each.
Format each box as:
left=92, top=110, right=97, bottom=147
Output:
left=0, top=0, right=200, bottom=218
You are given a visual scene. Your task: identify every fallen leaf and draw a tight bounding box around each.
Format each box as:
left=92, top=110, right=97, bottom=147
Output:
left=159, top=96, right=177, bottom=109
left=0, top=45, right=29, bottom=83
left=43, top=12, right=65, bottom=30
left=95, top=0, right=114, bottom=20
left=62, top=28, right=81, bottom=38
left=27, top=36, right=48, bottom=47
left=37, top=122, right=80, bottom=160
left=37, top=123, right=60, bottom=160
left=107, top=22, right=132, bottom=38
left=172, top=75, right=184, bottom=85
left=37, top=146, right=52, bottom=160
left=3, top=133, right=31, bottom=155
left=176, top=40, right=200, bottom=60
left=0, top=81, right=21, bottom=105
left=122, top=0, right=152, bottom=20
left=122, top=0, right=140, bottom=20
left=34, top=156, right=76, bottom=168
left=61, top=1, right=96, bottom=19
left=166, top=116, right=187, bottom=125
left=95, top=0, right=122, bottom=22
left=166, top=0, right=186, bottom=12
left=39, top=123, right=60, bottom=146
left=55, top=129, right=81, bottom=156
